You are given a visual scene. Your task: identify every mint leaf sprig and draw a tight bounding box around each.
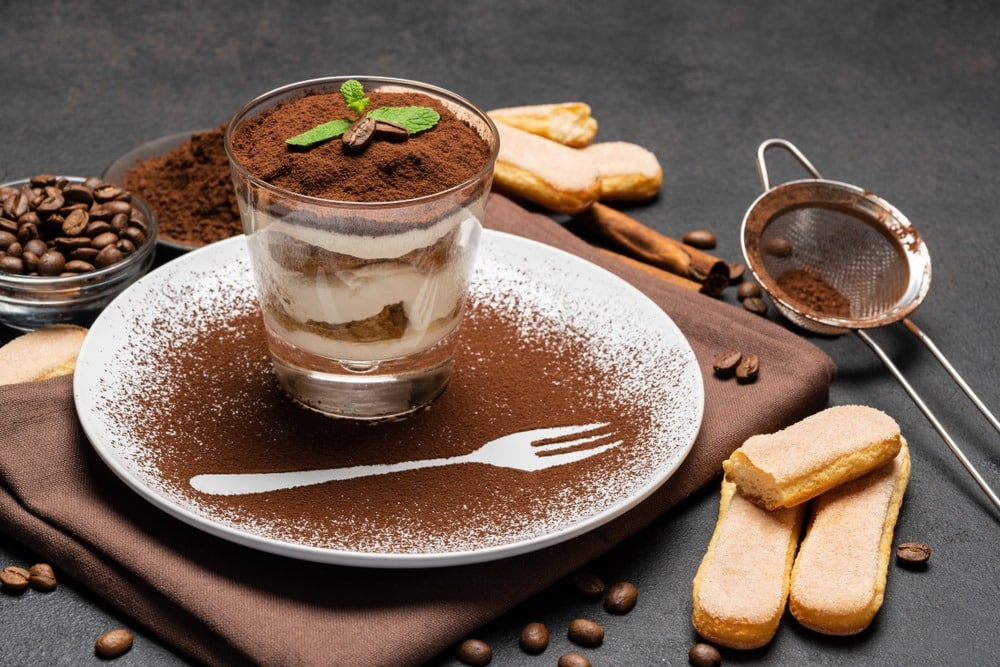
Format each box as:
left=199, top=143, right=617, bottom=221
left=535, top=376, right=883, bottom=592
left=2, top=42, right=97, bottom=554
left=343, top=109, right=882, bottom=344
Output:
left=286, top=79, right=440, bottom=149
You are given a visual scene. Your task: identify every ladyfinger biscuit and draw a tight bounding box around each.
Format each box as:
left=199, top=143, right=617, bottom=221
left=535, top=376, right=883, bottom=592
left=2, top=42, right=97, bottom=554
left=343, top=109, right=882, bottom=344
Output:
left=723, top=405, right=902, bottom=510
left=493, top=121, right=601, bottom=215
left=692, top=477, right=806, bottom=649
left=789, top=440, right=911, bottom=635
left=0, top=324, right=88, bottom=385
left=488, top=102, right=598, bottom=147
left=580, top=141, right=663, bottom=201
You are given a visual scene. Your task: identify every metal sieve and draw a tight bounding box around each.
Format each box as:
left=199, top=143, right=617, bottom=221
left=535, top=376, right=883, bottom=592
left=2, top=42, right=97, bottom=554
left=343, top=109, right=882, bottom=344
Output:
left=741, top=139, right=999, bottom=512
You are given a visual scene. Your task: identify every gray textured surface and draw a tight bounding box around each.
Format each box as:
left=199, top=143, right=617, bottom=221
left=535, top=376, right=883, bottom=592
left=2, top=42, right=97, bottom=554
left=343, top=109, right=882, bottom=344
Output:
left=2, top=1, right=998, bottom=665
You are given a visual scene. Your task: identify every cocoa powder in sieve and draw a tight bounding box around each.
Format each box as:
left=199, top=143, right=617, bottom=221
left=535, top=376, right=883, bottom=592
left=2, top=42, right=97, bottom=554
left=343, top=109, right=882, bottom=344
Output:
left=122, top=125, right=242, bottom=247
left=776, top=267, right=852, bottom=317
left=228, top=86, right=493, bottom=202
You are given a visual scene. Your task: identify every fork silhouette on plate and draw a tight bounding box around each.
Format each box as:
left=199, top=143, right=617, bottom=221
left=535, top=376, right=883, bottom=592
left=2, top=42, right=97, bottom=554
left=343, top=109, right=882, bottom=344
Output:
left=189, top=422, right=620, bottom=496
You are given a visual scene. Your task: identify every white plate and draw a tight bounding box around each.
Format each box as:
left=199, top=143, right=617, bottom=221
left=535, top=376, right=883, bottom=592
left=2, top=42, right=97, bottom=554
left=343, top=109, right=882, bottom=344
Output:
left=74, top=230, right=704, bottom=568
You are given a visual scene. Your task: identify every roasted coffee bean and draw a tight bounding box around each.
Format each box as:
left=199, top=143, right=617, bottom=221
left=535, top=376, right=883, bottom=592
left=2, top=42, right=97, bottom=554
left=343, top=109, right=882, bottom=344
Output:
left=94, top=245, right=124, bottom=268
left=558, top=654, right=593, bottom=667
left=713, top=350, right=742, bottom=377
left=54, top=235, right=93, bottom=250
left=93, top=184, right=126, bottom=202
left=104, top=199, right=132, bottom=216
left=374, top=119, right=410, bottom=142
left=110, top=212, right=129, bottom=233
left=16, top=222, right=40, bottom=246
left=567, top=618, right=604, bottom=647
left=0, top=255, right=24, bottom=274
left=0, top=217, right=17, bottom=234
left=22, top=250, right=40, bottom=273
left=0, top=230, right=16, bottom=249
left=127, top=215, right=149, bottom=236
left=94, top=628, right=133, bottom=659
left=519, top=622, right=549, bottom=654
left=764, top=236, right=793, bottom=257
left=122, top=226, right=146, bottom=247
left=62, top=208, right=90, bottom=236
left=683, top=229, right=717, bottom=249
left=896, top=541, right=931, bottom=567
left=116, top=238, right=136, bottom=255
left=30, top=173, right=56, bottom=187
left=6, top=241, right=23, bottom=258
left=1, top=565, right=31, bottom=592
left=63, top=183, right=95, bottom=205
left=604, top=581, right=638, bottom=614
left=736, top=353, right=760, bottom=383
left=37, top=186, right=65, bottom=212
left=64, top=259, right=96, bottom=273
left=17, top=210, right=42, bottom=228
left=86, top=220, right=112, bottom=237
left=728, top=262, right=745, bottom=282
left=27, top=563, right=57, bottom=592
left=571, top=570, right=605, bottom=599
left=23, top=238, right=47, bottom=257
left=38, top=251, right=66, bottom=276
left=91, top=231, right=119, bottom=249
left=71, top=247, right=101, bottom=263
left=736, top=281, right=763, bottom=301
left=688, top=642, right=722, bottom=666
left=743, top=296, right=768, bottom=315
left=455, top=638, right=492, bottom=665
left=343, top=116, right=378, bottom=153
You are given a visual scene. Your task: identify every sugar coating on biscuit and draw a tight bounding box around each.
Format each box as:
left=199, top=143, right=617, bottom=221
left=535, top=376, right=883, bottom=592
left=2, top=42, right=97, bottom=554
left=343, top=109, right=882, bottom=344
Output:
left=692, top=478, right=805, bottom=649
left=580, top=141, right=663, bottom=201
left=789, top=442, right=911, bottom=635
left=723, top=404, right=901, bottom=509
left=0, top=324, right=88, bottom=385
left=488, top=102, right=598, bottom=147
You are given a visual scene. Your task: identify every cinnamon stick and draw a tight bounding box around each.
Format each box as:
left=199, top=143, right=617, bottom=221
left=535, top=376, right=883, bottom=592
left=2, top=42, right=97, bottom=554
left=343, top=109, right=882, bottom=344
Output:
left=573, top=203, right=730, bottom=295
left=595, top=247, right=702, bottom=291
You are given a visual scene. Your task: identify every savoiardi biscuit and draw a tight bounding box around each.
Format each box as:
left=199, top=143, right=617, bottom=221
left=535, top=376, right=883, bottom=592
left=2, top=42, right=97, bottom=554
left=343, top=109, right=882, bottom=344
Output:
left=0, top=324, right=88, bottom=385
left=722, top=404, right=902, bottom=510
left=488, top=102, right=598, bottom=147
left=492, top=120, right=601, bottom=215
left=691, top=477, right=806, bottom=649
left=579, top=141, right=663, bottom=201
left=789, top=440, right=911, bottom=635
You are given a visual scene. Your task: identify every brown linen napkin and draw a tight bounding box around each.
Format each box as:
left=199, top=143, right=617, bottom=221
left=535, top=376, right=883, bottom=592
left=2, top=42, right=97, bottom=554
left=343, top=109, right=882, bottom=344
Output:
left=0, top=193, right=835, bottom=667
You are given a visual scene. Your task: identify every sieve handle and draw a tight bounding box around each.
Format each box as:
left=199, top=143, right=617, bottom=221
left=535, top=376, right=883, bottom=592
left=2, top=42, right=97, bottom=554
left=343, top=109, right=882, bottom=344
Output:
left=855, top=329, right=1000, bottom=515
left=756, top=139, right=824, bottom=192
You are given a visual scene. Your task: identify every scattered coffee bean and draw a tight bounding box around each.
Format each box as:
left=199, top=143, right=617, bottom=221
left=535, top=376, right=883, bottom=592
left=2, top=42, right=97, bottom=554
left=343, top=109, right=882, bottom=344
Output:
left=94, top=628, right=133, bottom=659
left=742, top=296, right=768, bottom=315
left=519, top=621, right=549, bottom=654
left=571, top=570, right=605, bottom=600
left=0, top=175, right=151, bottom=277
left=567, top=618, right=604, bottom=647
left=456, top=638, right=492, bottom=665
left=735, top=353, right=760, bottom=384
left=1, top=565, right=31, bottom=592
left=558, top=653, right=593, bottom=667
left=27, top=563, right=57, bottom=592
left=683, top=229, right=717, bottom=249
left=688, top=642, right=722, bottom=666
left=736, top=281, right=763, bottom=301
left=728, top=262, right=745, bottom=282
left=712, top=350, right=743, bottom=378
left=896, top=541, right=931, bottom=567
left=763, top=236, right=793, bottom=257
left=603, top=581, right=638, bottom=614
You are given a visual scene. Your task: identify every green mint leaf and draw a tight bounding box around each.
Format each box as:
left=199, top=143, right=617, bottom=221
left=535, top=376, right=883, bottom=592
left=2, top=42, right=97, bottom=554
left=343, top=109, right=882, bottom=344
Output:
left=367, top=106, right=440, bottom=134
left=341, top=79, right=370, bottom=116
left=285, top=118, right=353, bottom=147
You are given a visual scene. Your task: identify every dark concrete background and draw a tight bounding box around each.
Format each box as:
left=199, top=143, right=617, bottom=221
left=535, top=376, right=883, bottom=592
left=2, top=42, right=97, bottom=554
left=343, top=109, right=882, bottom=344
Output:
left=2, top=1, right=998, bottom=665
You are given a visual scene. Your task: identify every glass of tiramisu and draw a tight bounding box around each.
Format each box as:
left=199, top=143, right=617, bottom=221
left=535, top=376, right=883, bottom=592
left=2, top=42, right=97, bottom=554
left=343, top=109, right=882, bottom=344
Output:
left=225, top=76, right=499, bottom=420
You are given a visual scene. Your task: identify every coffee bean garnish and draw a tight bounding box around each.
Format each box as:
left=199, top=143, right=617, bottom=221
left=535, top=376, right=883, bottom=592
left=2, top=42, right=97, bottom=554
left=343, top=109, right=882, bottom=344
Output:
left=519, top=621, right=549, bottom=654
left=567, top=618, right=604, bottom=647
left=604, top=581, right=638, bottom=614
left=27, top=563, right=57, bottom=592
left=374, top=119, right=411, bottom=142
left=713, top=350, right=743, bottom=377
left=0, top=175, right=150, bottom=277
left=94, top=628, right=133, bottom=659
left=558, top=653, right=593, bottom=667
left=1, top=565, right=31, bottom=592
left=571, top=570, right=605, bottom=600
left=896, top=541, right=931, bottom=567
left=342, top=116, right=378, bottom=153
left=735, top=353, right=760, bottom=384
left=688, top=642, right=722, bottom=666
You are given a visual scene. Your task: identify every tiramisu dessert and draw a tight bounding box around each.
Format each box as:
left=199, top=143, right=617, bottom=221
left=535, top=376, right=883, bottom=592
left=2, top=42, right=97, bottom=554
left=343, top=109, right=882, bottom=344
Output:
left=226, top=77, right=498, bottom=417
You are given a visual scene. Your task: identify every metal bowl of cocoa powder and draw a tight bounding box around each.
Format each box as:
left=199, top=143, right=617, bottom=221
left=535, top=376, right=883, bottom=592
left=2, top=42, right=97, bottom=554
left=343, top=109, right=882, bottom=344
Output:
left=0, top=175, right=158, bottom=332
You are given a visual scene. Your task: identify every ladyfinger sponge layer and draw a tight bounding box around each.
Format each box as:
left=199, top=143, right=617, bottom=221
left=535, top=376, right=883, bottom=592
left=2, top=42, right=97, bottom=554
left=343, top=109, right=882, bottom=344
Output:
left=789, top=441, right=911, bottom=635
left=722, top=405, right=901, bottom=510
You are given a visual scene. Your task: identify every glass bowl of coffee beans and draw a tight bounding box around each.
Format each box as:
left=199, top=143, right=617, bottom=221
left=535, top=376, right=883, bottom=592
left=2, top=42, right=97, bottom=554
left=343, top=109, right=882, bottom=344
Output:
left=0, top=174, right=158, bottom=332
